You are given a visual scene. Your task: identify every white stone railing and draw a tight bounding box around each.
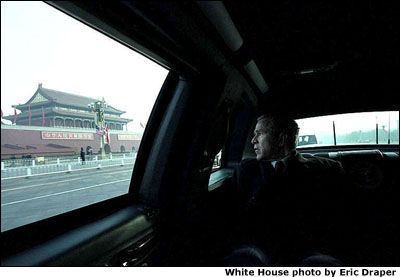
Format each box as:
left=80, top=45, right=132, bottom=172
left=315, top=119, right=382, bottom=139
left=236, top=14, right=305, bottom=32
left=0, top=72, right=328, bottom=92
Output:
left=1, top=155, right=136, bottom=180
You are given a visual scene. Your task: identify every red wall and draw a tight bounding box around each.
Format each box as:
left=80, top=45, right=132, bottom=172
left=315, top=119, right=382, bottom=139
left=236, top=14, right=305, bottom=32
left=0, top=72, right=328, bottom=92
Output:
left=1, top=128, right=141, bottom=158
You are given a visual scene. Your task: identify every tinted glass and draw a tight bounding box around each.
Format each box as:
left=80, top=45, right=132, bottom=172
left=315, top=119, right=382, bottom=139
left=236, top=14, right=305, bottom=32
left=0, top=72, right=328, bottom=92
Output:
left=296, top=111, right=399, bottom=147
left=1, top=1, right=168, bottom=232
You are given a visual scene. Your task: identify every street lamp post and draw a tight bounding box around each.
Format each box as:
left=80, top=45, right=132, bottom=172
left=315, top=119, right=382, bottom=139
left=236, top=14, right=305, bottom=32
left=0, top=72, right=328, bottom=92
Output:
left=88, top=97, right=108, bottom=158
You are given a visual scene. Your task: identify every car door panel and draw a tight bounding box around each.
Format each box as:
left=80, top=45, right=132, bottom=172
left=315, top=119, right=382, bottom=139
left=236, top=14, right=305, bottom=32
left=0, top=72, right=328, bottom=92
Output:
left=2, top=204, right=158, bottom=266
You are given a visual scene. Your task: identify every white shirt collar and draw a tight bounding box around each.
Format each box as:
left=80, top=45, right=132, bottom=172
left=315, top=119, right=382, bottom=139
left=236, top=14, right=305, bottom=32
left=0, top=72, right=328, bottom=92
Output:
left=271, top=154, right=290, bottom=169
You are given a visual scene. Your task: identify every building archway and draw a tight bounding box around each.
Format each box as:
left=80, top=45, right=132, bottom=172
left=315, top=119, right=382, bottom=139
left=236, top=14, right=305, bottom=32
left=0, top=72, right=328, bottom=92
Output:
left=104, top=144, right=111, bottom=154
left=120, top=145, right=125, bottom=152
left=55, top=117, right=64, bottom=127
left=65, top=118, right=74, bottom=127
left=75, top=119, right=83, bottom=128
left=84, top=120, right=91, bottom=128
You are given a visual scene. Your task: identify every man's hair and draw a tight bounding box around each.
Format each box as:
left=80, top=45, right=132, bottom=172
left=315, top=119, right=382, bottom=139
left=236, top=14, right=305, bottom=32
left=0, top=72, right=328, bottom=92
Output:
left=257, top=114, right=299, bottom=150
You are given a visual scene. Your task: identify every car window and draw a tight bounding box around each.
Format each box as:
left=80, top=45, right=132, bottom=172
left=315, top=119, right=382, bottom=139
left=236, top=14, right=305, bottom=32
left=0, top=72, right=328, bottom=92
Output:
left=296, top=111, right=399, bottom=147
left=1, top=1, right=168, bottom=232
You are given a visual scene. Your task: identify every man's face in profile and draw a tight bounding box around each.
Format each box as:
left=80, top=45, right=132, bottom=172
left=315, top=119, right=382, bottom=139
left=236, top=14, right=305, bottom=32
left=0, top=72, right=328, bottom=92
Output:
left=251, top=118, right=279, bottom=161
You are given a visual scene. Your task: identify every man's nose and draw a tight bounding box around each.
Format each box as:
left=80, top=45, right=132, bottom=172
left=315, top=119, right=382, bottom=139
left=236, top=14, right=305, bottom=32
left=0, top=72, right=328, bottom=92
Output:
left=251, top=136, right=256, bottom=144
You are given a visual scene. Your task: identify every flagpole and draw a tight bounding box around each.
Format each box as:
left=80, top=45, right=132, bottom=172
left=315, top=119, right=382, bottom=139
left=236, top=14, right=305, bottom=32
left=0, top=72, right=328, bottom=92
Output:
left=13, top=106, right=18, bottom=125
left=375, top=113, right=379, bottom=144
left=388, top=112, right=391, bottom=144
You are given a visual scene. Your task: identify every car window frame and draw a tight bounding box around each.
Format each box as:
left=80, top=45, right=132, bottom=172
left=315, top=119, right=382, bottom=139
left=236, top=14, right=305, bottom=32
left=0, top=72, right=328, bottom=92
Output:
left=1, top=71, right=181, bottom=264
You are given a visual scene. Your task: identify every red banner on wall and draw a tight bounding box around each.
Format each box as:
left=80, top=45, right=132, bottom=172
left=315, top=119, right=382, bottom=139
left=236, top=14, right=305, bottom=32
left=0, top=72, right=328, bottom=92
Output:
left=41, top=131, right=94, bottom=140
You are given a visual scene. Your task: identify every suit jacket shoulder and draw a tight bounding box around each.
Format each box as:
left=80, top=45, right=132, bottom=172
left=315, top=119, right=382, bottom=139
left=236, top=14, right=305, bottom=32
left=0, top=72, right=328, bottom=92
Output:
left=232, top=158, right=259, bottom=183
left=238, top=158, right=259, bottom=173
left=294, top=152, right=344, bottom=174
left=231, top=158, right=262, bottom=197
left=290, top=153, right=346, bottom=197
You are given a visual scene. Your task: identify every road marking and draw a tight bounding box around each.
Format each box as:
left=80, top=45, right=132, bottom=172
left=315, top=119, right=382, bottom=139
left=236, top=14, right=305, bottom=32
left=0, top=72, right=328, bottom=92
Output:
left=107, top=169, right=133, bottom=175
left=1, top=177, right=83, bottom=192
left=1, top=178, right=131, bottom=207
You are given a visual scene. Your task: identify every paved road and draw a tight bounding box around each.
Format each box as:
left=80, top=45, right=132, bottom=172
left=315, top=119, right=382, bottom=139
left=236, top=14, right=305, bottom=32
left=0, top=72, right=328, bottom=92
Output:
left=1, top=164, right=134, bottom=232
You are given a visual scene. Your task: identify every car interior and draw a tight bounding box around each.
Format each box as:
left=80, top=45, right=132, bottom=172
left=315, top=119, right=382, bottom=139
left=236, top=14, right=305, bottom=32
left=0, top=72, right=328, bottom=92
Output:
left=1, top=1, right=399, bottom=266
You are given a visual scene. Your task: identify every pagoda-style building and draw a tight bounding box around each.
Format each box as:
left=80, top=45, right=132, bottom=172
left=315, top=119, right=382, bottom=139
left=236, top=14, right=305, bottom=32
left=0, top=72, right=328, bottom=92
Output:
left=1, top=84, right=141, bottom=158
left=4, top=83, right=132, bottom=130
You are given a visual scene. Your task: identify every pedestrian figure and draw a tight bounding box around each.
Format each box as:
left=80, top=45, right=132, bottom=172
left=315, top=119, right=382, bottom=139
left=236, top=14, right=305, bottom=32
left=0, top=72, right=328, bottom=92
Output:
left=86, top=148, right=92, bottom=161
left=80, top=147, right=86, bottom=165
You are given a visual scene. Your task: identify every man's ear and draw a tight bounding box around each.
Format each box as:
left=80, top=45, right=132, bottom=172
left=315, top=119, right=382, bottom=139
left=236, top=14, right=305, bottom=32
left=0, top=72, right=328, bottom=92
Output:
left=278, top=133, right=287, bottom=147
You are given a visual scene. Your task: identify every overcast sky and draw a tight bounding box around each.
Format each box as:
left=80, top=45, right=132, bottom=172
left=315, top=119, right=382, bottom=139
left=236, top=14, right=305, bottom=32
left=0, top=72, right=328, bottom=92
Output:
left=1, top=1, right=168, bottom=132
left=297, top=111, right=399, bottom=136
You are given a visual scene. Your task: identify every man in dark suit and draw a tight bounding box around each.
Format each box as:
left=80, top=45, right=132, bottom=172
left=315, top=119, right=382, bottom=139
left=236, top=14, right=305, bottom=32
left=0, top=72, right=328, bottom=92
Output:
left=227, top=114, right=346, bottom=266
